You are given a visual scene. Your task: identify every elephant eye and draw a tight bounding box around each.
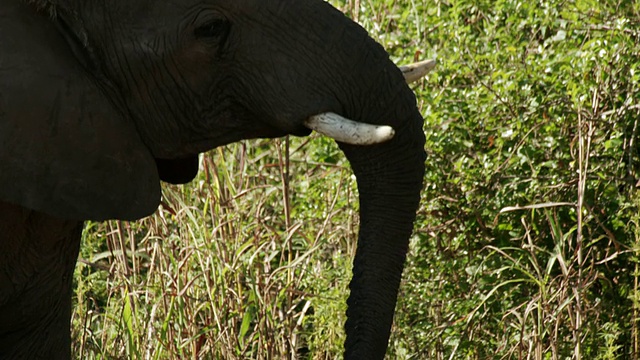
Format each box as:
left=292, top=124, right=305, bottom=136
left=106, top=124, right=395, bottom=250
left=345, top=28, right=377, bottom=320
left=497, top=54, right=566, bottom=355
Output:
left=194, top=19, right=230, bottom=40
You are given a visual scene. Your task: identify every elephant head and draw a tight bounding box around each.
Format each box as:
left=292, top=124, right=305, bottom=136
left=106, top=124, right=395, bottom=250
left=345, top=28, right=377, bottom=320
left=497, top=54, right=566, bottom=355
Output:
left=0, top=0, right=426, bottom=358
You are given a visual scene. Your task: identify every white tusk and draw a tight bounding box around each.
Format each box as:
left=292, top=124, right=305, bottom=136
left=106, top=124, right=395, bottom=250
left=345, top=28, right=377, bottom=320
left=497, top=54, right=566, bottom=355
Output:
left=304, top=113, right=395, bottom=145
left=399, top=58, right=437, bottom=83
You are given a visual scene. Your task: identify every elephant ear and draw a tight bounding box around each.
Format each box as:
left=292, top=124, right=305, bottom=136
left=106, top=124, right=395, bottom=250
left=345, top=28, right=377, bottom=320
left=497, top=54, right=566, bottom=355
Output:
left=0, top=3, right=160, bottom=221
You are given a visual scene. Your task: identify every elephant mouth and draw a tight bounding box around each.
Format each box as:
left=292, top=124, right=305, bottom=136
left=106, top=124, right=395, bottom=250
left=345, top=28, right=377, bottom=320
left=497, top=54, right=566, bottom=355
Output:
left=180, top=58, right=433, bottom=155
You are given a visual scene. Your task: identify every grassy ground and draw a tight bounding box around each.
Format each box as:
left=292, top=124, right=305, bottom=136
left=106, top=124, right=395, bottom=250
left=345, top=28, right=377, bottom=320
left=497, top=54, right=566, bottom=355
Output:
left=71, top=0, right=640, bottom=359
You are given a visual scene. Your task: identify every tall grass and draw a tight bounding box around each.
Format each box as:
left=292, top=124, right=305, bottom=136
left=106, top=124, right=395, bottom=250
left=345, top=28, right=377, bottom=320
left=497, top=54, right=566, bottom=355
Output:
left=72, top=139, right=358, bottom=359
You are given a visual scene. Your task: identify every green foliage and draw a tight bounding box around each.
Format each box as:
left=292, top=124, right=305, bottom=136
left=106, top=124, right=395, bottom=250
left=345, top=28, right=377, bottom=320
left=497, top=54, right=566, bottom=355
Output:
left=379, top=0, right=640, bottom=358
left=71, top=0, right=640, bottom=359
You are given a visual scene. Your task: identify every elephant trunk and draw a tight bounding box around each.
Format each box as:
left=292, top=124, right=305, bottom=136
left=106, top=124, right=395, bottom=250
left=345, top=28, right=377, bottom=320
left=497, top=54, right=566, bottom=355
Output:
left=338, top=88, right=426, bottom=358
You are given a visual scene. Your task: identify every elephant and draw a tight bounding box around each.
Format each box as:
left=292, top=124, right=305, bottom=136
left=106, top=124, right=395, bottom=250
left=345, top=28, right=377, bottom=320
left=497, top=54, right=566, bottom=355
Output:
left=0, top=0, right=428, bottom=358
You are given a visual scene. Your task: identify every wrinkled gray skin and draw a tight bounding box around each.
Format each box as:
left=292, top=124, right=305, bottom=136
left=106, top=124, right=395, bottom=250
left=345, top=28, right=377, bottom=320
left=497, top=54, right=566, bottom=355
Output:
left=0, top=0, right=426, bottom=358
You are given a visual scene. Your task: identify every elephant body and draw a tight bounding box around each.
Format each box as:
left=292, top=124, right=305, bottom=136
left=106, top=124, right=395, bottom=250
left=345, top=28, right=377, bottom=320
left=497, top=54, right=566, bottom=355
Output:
left=0, top=0, right=426, bottom=358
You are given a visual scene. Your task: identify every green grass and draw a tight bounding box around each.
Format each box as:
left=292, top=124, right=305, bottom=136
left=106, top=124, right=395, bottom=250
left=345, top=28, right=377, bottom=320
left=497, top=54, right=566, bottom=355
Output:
left=71, top=0, right=640, bottom=359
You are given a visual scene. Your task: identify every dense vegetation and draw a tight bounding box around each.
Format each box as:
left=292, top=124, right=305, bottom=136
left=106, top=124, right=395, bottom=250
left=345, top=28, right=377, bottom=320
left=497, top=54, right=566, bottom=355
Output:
left=71, top=0, right=640, bottom=358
